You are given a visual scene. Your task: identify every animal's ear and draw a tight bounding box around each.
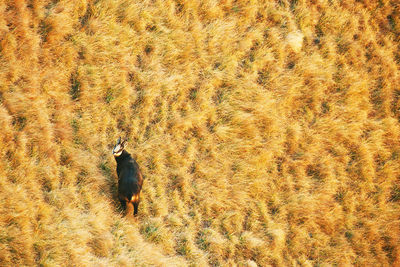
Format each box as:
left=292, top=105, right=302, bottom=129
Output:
left=117, top=137, right=121, bottom=144
left=121, top=139, right=128, bottom=147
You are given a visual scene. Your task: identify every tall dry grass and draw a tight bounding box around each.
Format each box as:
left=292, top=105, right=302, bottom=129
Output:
left=0, top=0, right=399, bottom=266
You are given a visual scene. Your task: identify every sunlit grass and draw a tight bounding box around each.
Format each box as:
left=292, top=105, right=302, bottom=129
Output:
left=0, top=0, right=399, bottom=266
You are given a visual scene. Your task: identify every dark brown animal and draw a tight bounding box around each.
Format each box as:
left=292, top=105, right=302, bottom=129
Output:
left=113, top=137, right=143, bottom=217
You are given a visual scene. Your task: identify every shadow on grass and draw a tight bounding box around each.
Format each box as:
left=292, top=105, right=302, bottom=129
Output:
left=99, top=160, right=124, bottom=214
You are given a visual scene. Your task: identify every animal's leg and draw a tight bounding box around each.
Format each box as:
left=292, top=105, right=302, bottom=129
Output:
left=126, top=201, right=134, bottom=217
left=120, top=199, right=126, bottom=211
left=133, top=201, right=139, bottom=216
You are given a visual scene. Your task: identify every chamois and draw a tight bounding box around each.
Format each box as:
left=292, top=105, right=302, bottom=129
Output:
left=113, top=137, right=143, bottom=217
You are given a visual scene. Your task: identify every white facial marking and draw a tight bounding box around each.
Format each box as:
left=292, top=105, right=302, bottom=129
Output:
left=113, top=144, right=123, bottom=156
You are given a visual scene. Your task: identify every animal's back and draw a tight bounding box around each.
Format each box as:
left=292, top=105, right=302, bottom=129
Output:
left=118, top=158, right=143, bottom=201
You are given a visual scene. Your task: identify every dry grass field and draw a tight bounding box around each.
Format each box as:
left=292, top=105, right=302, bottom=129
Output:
left=1, top=0, right=400, bottom=266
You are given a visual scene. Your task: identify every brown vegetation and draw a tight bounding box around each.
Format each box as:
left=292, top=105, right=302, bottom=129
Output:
left=0, top=0, right=399, bottom=266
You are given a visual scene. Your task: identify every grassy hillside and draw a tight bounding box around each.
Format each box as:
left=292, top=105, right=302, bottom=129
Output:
left=1, top=0, right=399, bottom=266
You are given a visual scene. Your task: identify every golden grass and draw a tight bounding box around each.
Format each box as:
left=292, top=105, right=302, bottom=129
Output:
left=1, top=0, right=399, bottom=266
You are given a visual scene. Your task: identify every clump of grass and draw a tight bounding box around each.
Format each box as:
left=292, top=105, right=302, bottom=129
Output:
left=389, top=186, right=400, bottom=202
left=140, top=219, right=164, bottom=243
left=38, top=20, right=53, bottom=42
left=69, top=72, right=81, bottom=100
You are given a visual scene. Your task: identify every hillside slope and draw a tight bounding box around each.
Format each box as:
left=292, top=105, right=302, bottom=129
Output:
left=1, top=0, right=399, bottom=266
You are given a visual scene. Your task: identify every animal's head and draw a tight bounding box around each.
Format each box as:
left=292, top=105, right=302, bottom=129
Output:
left=113, top=137, right=127, bottom=157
